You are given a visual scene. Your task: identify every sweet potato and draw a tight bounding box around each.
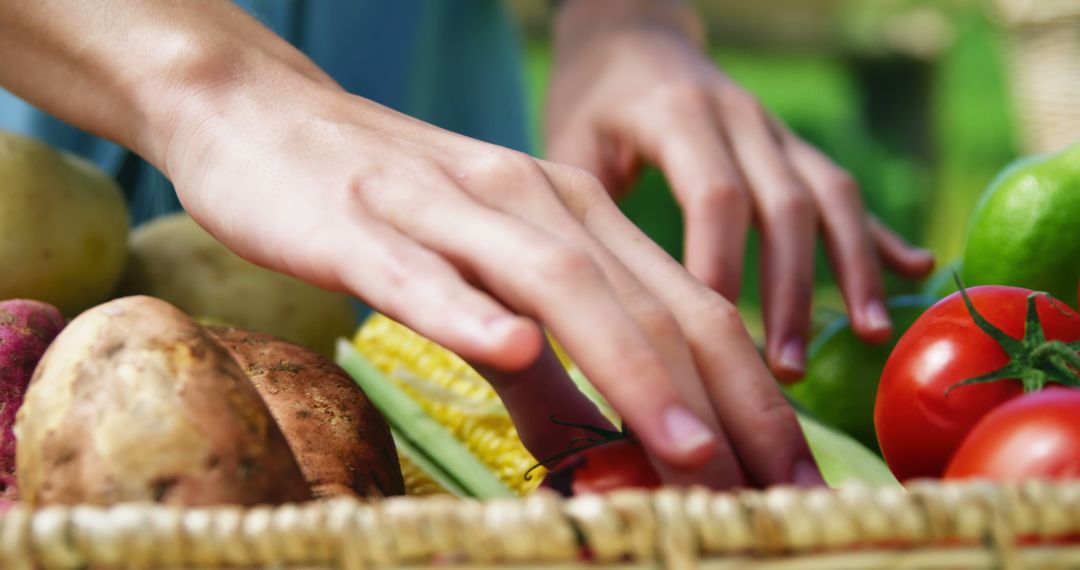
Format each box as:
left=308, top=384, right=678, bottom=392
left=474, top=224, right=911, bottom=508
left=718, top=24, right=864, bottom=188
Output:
left=210, top=326, right=404, bottom=498
left=0, top=299, right=65, bottom=497
left=15, top=296, right=311, bottom=506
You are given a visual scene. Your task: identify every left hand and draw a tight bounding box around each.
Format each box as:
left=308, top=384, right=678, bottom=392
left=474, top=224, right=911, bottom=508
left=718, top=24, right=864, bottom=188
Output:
left=545, top=0, right=935, bottom=380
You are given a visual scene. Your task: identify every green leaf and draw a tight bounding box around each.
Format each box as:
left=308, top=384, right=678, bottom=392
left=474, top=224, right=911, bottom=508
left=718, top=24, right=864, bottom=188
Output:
left=335, top=340, right=514, bottom=499
left=798, top=414, right=899, bottom=488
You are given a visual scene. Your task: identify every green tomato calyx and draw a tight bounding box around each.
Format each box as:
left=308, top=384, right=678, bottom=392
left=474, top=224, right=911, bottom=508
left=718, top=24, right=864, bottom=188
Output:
left=947, top=273, right=1080, bottom=394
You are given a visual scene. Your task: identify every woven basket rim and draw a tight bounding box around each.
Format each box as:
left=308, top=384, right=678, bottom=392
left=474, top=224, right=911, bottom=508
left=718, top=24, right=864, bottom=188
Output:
left=3, top=480, right=1080, bottom=569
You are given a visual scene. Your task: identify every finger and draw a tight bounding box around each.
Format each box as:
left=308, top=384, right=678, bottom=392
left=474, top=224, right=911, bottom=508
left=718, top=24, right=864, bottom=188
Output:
left=543, top=163, right=823, bottom=488
left=322, top=216, right=544, bottom=371
left=620, top=93, right=752, bottom=301
left=781, top=134, right=893, bottom=344
left=474, top=342, right=615, bottom=462
left=365, top=174, right=720, bottom=468
left=470, top=159, right=747, bottom=488
left=546, top=125, right=637, bottom=195
left=868, top=217, right=936, bottom=278
left=717, top=88, right=815, bottom=380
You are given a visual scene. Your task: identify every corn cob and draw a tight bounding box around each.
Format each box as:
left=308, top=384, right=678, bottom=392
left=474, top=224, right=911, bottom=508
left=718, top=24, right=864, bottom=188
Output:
left=397, top=452, right=447, bottom=496
left=353, top=314, right=544, bottom=496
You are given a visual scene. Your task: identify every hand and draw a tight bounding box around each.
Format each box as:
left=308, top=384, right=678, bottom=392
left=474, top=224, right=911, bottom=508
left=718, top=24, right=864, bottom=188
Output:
left=546, top=0, right=935, bottom=379
left=162, top=60, right=820, bottom=489
left=0, top=0, right=821, bottom=489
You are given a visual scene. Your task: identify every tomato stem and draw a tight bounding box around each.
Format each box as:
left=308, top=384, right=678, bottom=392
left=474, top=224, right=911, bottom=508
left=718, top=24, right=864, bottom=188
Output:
left=946, top=273, right=1080, bottom=394
left=523, top=416, right=629, bottom=481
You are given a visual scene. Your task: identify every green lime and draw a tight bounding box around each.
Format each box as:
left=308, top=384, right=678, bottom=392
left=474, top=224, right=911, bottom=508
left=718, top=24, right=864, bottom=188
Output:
left=961, top=143, right=1080, bottom=307
left=786, top=295, right=934, bottom=453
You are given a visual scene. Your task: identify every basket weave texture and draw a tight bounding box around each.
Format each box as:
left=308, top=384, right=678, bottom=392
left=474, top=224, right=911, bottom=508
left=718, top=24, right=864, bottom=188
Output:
left=2, top=480, right=1080, bottom=569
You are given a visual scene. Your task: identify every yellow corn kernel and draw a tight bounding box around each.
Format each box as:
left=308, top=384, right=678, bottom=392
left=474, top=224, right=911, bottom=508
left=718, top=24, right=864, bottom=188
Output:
left=398, top=453, right=446, bottom=497
left=354, top=314, right=544, bottom=496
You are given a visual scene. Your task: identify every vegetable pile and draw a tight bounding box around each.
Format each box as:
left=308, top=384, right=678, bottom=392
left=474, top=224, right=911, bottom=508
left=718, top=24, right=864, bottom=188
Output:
left=1, top=130, right=1078, bottom=507
left=1, top=296, right=401, bottom=507
left=876, top=283, right=1080, bottom=481
left=788, top=142, right=1080, bottom=486
left=343, top=313, right=896, bottom=498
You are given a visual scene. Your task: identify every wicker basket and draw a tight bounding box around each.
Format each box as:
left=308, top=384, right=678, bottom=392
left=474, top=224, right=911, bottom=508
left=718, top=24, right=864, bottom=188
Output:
left=996, top=0, right=1080, bottom=154
left=1, top=480, right=1080, bottom=569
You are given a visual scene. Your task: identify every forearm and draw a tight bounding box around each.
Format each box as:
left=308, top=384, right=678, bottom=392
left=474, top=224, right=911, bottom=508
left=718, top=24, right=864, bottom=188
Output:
left=0, top=1, right=336, bottom=170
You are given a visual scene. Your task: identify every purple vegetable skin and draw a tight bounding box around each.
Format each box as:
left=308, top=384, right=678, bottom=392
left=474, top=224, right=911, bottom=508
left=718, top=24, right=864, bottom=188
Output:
left=0, top=300, right=65, bottom=497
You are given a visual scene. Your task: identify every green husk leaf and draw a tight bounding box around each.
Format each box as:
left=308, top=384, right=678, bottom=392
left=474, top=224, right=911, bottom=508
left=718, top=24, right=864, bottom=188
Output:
left=336, top=340, right=513, bottom=499
left=390, top=429, right=469, bottom=497
left=568, top=365, right=620, bottom=425
left=798, top=414, right=899, bottom=488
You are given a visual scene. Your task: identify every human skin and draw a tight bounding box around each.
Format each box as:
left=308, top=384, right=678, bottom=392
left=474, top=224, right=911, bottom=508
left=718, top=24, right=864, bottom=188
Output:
left=547, top=0, right=935, bottom=380
left=0, top=0, right=921, bottom=489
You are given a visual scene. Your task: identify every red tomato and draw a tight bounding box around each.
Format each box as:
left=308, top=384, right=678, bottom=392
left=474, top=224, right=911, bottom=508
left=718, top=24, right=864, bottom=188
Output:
left=945, top=389, right=1080, bottom=480
left=540, top=438, right=660, bottom=496
left=875, top=286, right=1080, bottom=481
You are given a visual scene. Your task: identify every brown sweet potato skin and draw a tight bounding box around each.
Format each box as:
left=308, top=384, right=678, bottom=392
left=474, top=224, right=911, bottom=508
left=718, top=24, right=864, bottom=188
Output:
left=210, top=327, right=404, bottom=498
left=15, top=296, right=311, bottom=506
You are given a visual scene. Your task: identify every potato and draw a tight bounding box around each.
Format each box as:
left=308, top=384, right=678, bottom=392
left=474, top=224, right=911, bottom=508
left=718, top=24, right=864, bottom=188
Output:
left=15, top=296, right=311, bottom=506
left=0, top=131, right=128, bottom=315
left=210, top=327, right=404, bottom=498
left=116, top=213, right=355, bottom=356
left=0, top=299, right=65, bottom=498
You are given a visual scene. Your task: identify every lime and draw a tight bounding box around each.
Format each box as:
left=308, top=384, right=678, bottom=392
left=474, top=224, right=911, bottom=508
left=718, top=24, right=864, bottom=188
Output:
left=786, top=295, right=934, bottom=453
left=961, top=143, right=1080, bottom=307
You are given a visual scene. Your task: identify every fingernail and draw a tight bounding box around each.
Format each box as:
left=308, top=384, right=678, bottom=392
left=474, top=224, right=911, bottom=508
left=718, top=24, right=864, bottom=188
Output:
left=794, top=458, right=825, bottom=487
left=865, top=300, right=892, bottom=332
left=778, top=339, right=805, bottom=375
left=485, top=315, right=521, bottom=340
left=663, top=406, right=717, bottom=456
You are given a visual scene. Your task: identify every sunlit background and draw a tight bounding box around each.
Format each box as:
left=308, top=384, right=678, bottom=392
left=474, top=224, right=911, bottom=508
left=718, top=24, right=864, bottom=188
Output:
left=508, top=0, right=1080, bottom=338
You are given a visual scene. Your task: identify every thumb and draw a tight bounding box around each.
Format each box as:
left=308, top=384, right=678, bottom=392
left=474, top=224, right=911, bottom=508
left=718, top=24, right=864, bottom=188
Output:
left=473, top=341, right=614, bottom=462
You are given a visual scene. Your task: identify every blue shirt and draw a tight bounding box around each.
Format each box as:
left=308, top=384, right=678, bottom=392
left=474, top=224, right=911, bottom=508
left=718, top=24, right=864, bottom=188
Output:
left=0, top=0, right=530, bottom=224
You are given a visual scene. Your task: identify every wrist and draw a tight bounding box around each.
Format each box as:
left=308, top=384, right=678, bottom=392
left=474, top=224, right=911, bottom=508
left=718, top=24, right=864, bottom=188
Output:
left=553, top=0, right=706, bottom=57
left=136, top=37, right=340, bottom=182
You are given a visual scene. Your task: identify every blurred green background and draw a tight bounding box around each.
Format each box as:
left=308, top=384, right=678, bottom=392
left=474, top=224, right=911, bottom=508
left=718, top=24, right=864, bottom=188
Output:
left=508, top=0, right=1020, bottom=339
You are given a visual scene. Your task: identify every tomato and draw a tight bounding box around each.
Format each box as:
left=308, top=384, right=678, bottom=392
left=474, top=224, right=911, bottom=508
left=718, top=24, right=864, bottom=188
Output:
left=945, top=389, right=1080, bottom=480
left=540, top=438, right=660, bottom=496
left=874, top=286, right=1080, bottom=481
